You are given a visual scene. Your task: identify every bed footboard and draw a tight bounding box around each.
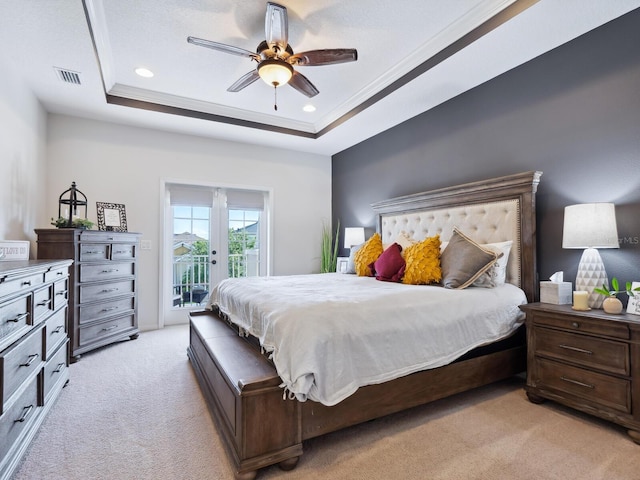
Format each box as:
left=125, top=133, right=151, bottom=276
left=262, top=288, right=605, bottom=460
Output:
left=187, top=310, right=302, bottom=480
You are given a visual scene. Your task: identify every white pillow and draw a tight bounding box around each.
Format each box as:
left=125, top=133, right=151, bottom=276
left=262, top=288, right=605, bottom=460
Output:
left=382, top=231, right=416, bottom=253
left=472, top=240, right=513, bottom=288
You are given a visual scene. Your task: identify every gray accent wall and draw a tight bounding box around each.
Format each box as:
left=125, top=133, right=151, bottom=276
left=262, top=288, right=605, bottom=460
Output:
left=332, top=8, right=640, bottom=302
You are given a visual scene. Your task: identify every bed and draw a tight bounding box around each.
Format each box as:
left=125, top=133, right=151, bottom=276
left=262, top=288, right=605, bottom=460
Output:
left=187, top=170, right=542, bottom=479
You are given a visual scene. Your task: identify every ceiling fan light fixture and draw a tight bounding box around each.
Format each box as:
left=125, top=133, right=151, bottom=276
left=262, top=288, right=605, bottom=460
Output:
left=258, top=59, right=293, bottom=87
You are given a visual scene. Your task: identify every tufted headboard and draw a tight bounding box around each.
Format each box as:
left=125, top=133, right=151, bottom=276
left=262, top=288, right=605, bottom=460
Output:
left=370, top=171, right=542, bottom=302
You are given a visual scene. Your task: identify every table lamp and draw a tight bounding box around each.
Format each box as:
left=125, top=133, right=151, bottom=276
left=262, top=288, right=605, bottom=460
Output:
left=562, top=203, right=619, bottom=308
left=344, top=227, right=365, bottom=249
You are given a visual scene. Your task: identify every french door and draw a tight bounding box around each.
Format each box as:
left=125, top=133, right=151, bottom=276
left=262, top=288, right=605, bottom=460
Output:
left=161, top=181, right=269, bottom=326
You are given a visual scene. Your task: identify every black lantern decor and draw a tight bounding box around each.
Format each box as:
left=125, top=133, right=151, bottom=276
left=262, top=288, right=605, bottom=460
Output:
left=58, top=181, right=88, bottom=227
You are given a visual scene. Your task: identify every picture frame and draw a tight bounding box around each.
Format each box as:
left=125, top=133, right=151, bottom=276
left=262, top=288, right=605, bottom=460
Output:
left=336, top=257, right=349, bottom=274
left=96, top=202, right=128, bottom=232
left=627, top=281, right=640, bottom=316
left=0, top=240, right=30, bottom=261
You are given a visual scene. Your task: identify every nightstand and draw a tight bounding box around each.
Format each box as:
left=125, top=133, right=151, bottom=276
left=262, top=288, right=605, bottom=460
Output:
left=520, top=303, right=640, bottom=444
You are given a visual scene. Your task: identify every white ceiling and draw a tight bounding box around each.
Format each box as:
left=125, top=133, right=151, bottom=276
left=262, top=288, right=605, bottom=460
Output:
left=1, top=0, right=639, bottom=156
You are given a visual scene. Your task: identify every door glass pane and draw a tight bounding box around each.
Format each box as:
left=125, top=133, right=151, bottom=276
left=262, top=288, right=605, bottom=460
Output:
left=228, top=209, right=260, bottom=278
left=172, top=205, right=210, bottom=308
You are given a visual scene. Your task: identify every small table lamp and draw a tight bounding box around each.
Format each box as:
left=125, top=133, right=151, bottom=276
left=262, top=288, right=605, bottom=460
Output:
left=344, top=227, right=365, bottom=249
left=562, top=203, right=619, bottom=308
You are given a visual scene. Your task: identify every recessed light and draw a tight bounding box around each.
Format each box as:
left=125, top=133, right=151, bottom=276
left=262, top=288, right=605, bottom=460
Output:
left=303, top=104, right=316, bottom=112
left=135, top=67, right=154, bottom=78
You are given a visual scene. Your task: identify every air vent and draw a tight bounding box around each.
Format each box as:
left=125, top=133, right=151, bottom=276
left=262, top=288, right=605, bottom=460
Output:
left=54, top=67, right=82, bottom=85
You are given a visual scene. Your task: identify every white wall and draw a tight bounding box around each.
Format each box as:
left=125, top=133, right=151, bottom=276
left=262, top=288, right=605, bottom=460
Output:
left=45, top=114, right=332, bottom=331
left=0, top=53, right=48, bottom=249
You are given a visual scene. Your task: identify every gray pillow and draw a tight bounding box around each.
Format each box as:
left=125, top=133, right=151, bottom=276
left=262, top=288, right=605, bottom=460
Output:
left=346, top=242, right=363, bottom=274
left=440, top=228, right=498, bottom=289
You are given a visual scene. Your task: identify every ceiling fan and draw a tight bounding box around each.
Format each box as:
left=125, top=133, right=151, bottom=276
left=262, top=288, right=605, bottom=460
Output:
left=187, top=2, right=358, bottom=109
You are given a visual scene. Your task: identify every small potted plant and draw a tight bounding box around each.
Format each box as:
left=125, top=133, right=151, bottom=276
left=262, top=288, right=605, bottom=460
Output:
left=51, top=217, right=95, bottom=230
left=593, top=277, right=640, bottom=314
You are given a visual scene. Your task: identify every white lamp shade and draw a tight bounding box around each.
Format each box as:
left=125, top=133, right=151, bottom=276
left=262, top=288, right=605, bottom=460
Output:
left=562, top=203, right=619, bottom=249
left=258, top=60, right=293, bottom=86
left=344, top=227, right=365, bottom=249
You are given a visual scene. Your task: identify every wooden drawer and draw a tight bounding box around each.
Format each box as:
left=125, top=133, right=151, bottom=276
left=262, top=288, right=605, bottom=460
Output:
left=42, top=341, right=68, bottom=403
left=1, top=326, right=43, bottom=414
left=53, top=278, right=68, bottom=310
left=0, top=294, right=32, bottom=351
left=536, top=358, right=631, bottom=413
left=79, top=279, right=135, bottom=304
left=0, top=374, right=39, bottom=460
left=78, top=314, right=135, bottom=347
left=44, top=308, right=67, bottom=358
left=44, top=266, right=68, bottom=283
left=33, top=285, right=53, bottom=323
left=80, top=262, right=135, bottom=282
left=79, top=296, right=134, bottom=324
left=0, top=272, right=43, bottom=299
left=534, top=327, right=629, bottom=376
left=532, top=311, right=628, bottom=339
left=111, top=244, right=136, bottom=261
left=79, top=244, right=108, bottom=262
left=80, top=231, right=134, bottom=243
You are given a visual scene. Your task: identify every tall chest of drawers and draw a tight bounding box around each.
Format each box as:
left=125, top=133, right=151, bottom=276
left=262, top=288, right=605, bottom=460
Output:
left=0, top=259, right=72, bottom=480
left=520, top=303, right=640, bottom=444
left=35, top=229, right=141, bottom=362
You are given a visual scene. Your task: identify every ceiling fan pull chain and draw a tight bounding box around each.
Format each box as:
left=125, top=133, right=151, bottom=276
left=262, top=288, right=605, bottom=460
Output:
left=274, top=85, right=278, bottom=111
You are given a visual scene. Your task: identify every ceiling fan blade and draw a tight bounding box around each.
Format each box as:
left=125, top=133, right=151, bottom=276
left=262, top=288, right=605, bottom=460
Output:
left=290, top=49, right=358, bottom=66
left=288, top=71, right=319, bottom=98
left=227, top=70, right=260, bottom=92
left=187, top=36, right=259, bottom=60
left=265, top=2, right=288, bottom=53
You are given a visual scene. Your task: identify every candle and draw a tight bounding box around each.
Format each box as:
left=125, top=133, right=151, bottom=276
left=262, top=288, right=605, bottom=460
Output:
left=573, top=290, right=589, bottom=310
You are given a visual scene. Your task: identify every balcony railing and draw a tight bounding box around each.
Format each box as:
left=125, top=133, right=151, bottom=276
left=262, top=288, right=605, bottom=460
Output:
left=172, top=252, right=259, bottom=307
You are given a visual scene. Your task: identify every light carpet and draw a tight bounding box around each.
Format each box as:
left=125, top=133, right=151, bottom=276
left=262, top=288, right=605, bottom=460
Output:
left=12, top=325, right=640, bottom=480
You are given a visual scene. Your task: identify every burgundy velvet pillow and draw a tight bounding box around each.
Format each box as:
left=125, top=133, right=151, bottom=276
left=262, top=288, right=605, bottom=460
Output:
left=370, top=243, right=406, bottom=282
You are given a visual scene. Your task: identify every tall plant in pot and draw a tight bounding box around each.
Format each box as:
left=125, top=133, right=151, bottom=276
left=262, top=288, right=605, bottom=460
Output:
left=593, top=277, right=640, bottom=314
left=320, top=219, right=340, bottom=273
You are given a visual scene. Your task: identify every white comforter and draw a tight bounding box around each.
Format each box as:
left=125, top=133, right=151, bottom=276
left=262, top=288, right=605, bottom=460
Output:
left=209, top=273, right=526, bottom=406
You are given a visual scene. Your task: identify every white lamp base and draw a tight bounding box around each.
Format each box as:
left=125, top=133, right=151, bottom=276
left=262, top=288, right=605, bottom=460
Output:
left=575, top=248, right=608, bottom=309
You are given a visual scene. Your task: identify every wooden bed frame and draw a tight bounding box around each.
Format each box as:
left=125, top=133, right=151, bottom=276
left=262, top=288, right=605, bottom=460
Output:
left=187, top=171, right=542, bottom=479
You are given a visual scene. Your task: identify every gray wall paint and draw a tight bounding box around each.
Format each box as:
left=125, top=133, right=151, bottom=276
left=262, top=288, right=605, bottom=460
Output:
left=332, top=8, right=640, bottom=303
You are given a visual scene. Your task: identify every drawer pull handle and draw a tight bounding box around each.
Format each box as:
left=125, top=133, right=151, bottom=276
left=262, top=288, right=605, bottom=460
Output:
left=56, top=290, right=68, bottom=296
left=100, top=288, right=119, bottom=294
left=15, top=405, right=35, bottom=423
left=572, top=322, right=579, bottom=328
left=83, top=250, right=102, bottom=254
left=101, top=269, right=119, bottom=273
left=7, top=312, right=29, bottom=323
left=102, top=324, right=119, bottom=332
left=37, top=299, right=52, bottom=307
left=559, top=344, right=593, bottom=355
left=53, top=362, right=66, bottom=373
left=22, top=280, right=32, bottom=287
left=20, top=353, right=39, bottom=367
left=560, top=376, right=594, bottom=389
left=52, top=325, right=65, bottom=334
left=56, top=271, right=64, bottom=276
left=114, top=250, right=129, bottom=254
left=101, top=306, right=118, bottom=312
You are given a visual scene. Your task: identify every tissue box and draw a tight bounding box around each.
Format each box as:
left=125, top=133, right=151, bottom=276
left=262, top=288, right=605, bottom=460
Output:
left=540, top=281, right=572, bottom=305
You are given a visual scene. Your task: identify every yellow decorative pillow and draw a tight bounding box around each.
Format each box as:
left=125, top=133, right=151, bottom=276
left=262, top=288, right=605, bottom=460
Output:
left=402, top=235, right=442, bottom=285
left=354, top=233, right=383, bottom=276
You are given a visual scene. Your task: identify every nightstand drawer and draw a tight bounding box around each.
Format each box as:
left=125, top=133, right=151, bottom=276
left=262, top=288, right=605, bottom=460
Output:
left=532, top=312, right=629, bottom=339
left=534, top=327, right=629, bottom=376
left=537, top=358, right=631, bottom=413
